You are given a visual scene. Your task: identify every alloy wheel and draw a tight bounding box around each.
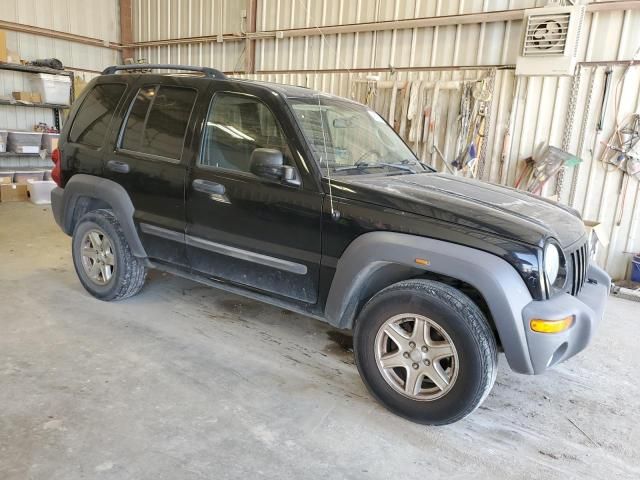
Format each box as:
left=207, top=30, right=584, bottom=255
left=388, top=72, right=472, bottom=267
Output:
left=80, top=228, right=116, bottom=285
left=374, top=313, right=459, bottom=401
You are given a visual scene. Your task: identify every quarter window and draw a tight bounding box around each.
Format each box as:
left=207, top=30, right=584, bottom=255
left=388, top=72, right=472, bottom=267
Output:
left=121, top=85, right=197, bottom=160
left=200, top=93, right=291, bottom=172
left=68, top=83, right=126, bottom=148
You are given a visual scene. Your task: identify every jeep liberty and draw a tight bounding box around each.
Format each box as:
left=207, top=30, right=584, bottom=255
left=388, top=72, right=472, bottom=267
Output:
left=50, top=65, right=611, bottom=425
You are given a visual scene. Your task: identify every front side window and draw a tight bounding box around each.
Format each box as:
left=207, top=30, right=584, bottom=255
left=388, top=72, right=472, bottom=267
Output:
left=69, top=83, right=126, bottom=147
left=200, top=92, right=291, bottom=172
left=121, top=85, right=197, bottom=160
left=290, top=97, right=424, bottom=176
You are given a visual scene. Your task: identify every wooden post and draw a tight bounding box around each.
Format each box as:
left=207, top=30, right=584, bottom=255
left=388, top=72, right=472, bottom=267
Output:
left=119, top=0, right=135, bottom=61
left=245, top=0, right=257, bottom=74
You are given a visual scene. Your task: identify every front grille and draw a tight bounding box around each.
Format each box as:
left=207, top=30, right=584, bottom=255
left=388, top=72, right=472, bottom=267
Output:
left=569, top=241, right=589, bottom=296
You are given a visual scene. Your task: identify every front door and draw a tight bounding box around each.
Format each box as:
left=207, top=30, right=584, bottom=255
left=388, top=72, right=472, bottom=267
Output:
left=185, top=91, right=323, bottom=304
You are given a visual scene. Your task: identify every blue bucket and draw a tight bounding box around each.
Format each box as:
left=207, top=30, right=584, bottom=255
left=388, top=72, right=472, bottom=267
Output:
left=632, top=255, right=640, bottom=282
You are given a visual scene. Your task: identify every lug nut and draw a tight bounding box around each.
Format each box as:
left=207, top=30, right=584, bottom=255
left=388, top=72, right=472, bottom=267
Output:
left=421, top=346, right=428, bottom=352
left=403, top=352, right=409, bottom=359
left=412, top=363, right=419, bottom=369
left=409, top=342, right=416, bottom=348
left=424, top=359, right=431, bottom=366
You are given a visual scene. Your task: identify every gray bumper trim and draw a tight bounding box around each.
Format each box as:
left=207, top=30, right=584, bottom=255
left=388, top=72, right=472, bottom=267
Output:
left=50, top=187, right=65, bottom=232
left=522, top=263, right=611, bottom=374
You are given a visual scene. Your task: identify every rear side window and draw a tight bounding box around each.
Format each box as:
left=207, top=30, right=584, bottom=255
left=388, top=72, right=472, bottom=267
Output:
left=121, top=85, right=197, bottom=160
left=68, top=83, right=126, bottom=147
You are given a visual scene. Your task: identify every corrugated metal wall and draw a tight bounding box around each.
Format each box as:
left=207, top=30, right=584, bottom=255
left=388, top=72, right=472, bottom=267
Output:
left=0, top=0, right=120, bottom=71
left=132, top=0, right=246, bottom=71
left=0, top=0, right=120, bottom=168
left=130, top=0, right=640, bottom=280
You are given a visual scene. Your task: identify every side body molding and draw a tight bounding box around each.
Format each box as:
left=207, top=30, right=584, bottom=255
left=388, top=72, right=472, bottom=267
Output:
left=56, top=174, right=147, bottom=258
left=324, top=231, right=535, bottom=374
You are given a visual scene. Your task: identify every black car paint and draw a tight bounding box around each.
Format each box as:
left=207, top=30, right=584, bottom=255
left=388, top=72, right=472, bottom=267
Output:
left=58, top=73, right=583, bottom=316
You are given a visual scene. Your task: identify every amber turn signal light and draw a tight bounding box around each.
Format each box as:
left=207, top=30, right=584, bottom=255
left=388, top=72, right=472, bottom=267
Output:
left=530, top=315, right=575, bottom=334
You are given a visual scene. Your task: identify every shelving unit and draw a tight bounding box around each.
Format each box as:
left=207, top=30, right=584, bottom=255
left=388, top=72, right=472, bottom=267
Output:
left=0, top=62, right=74, bottom=172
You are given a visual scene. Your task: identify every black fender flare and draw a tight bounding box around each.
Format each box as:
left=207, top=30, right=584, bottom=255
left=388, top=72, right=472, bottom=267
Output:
left=324, top=231, right=535, bottom=374
left=56, top=174, right=147, bottom=258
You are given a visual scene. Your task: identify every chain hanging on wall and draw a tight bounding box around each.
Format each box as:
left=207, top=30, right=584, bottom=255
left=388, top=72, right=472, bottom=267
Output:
left=557, top=65, right=582, bottom=197
left=568, top=66, right=597, bottom=207
left=477, top=68, right=497, bottom=180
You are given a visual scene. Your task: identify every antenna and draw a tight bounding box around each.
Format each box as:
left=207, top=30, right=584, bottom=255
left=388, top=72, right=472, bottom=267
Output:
left=295, top=0, right=355, bottom=220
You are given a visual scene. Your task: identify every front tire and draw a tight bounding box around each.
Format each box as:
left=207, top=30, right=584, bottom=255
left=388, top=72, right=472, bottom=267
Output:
left=72, top=209, right=147, bottom=301
left=354, top=279, right=497, bottom=425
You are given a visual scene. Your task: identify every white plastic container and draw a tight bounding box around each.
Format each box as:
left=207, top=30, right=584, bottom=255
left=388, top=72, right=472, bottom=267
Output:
left=15, top=170, right=45, bottom=183
left=0, top=130, right=7, bottom=153
left=41, top=133, right=60, bottom=153
left=30, top=73, right=71, bottom=105
left=26, top=179, right=56, bottom=204
left=7, top=131, right=43, bottom=154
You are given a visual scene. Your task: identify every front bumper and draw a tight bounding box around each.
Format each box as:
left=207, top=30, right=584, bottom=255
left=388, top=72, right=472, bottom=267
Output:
left=521, top=263, right=611, bottom=374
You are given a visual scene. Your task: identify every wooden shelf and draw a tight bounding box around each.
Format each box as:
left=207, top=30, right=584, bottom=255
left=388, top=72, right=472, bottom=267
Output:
left=0, top=99, right=69, bottom=109
left=0, top=152, right=50, bottom=158
left=0, top=62, right=73, bottom=78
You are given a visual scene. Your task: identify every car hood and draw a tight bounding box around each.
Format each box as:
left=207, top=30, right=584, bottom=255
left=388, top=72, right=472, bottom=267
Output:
left=334, top=172, right=586, bottom=247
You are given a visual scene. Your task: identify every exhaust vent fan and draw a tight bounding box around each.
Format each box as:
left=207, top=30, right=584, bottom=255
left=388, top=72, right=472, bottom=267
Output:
left=516, top=6, right=585, bottom=76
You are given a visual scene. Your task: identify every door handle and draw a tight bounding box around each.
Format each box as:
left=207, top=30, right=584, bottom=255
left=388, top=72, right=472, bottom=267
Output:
left=106, top=160, right=130, bottom=174
left=192, top=179, right=226, bottom=195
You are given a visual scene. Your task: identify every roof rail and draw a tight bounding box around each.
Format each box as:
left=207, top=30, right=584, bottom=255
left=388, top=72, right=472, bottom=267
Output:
left=102, top=64, right=227, bottom=79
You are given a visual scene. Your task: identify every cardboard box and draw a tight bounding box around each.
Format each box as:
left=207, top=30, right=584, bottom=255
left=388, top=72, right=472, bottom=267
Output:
left=6, top=50, right=20, bottom=64
left=12, top=91, right=32, bottom=102
left=0, top=31, right=6, bottom=63
left=74, top=75, right=89, bottom=96
left=0, top=176, right=12, bottom=185
left=12, top=91, right=42, bottom=103
left=0, top=183, right=28, bottom=202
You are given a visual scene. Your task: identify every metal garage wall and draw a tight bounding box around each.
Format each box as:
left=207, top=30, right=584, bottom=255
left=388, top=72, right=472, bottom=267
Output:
left=0, top=0, right=120, bottom=73
left=132, top=0, right=640, bottom=280
left=132, top=0, right=246, bottom=71
left=0, top=0, right=120, bottom=168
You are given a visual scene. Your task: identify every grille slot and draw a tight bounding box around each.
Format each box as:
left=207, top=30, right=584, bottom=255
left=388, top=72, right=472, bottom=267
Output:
left=569, top=241, right=589, bottom=296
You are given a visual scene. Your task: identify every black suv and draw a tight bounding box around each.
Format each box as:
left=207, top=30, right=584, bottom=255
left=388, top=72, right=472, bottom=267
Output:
left=50, top=64, right=610, bottom=425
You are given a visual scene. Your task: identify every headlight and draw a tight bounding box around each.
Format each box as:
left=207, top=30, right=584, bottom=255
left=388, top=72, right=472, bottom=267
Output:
left=544, top=243, right=560, bottom=284
left=543, top=241, right=567, bottom=295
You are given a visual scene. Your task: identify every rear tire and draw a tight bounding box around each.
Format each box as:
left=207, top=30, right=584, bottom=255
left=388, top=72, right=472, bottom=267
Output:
left=354, top=279, right=497, bottom=425
left=72, top=209, right=146, bottom=301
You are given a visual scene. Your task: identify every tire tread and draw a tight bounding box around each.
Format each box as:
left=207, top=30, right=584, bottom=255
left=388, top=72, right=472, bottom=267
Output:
left=73, top=209, right=146, bottom=301
left=355, top=279, right=498, bottom=424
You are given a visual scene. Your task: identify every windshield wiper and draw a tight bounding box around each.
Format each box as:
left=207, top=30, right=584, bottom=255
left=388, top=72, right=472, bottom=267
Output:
left=333, top=161, right=416, bottom=173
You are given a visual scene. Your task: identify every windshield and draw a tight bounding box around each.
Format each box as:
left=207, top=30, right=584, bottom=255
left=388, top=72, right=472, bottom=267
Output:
left=289, top=97, right=426, bottom=176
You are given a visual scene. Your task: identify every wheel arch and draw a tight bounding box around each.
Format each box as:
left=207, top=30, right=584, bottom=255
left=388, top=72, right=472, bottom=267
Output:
left=60, top=174, right=147, bottom=258
left=324, top=231, right=536, bottom=374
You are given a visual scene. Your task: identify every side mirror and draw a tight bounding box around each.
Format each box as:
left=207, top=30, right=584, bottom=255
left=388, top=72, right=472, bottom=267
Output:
left=250, top=148, right=300, bottom=186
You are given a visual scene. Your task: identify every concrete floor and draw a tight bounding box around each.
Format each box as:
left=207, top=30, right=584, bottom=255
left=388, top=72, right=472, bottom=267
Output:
left=1, top=201, right=638, bottom=480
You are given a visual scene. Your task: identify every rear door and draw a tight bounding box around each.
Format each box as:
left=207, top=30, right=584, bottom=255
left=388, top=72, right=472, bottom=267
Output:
left=102, top=77, right=206, bottom=266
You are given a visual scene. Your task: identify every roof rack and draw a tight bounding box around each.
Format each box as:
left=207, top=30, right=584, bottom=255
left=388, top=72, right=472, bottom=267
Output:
left=101, top=64, right=227, bottom=79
